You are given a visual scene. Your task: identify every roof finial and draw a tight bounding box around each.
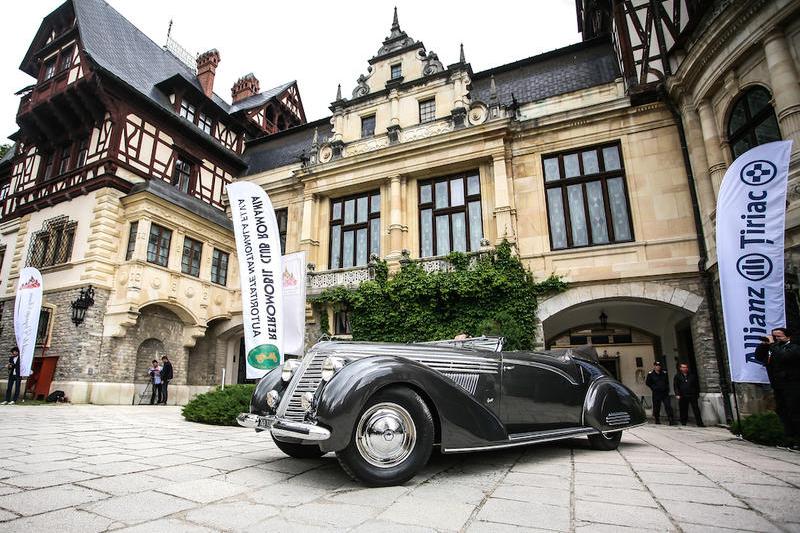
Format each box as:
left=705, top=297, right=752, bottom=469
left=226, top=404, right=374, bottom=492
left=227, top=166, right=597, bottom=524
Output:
left=167, top=19, right=173, bottom=40
left=336, top=83, right=342, bottom=101
left=312, top=127, right=319, bottom=148
left=459, top=43, right=466, bottom=64
left=490, top=74, right=498, bottom=102
left=392, top=6, right=400, bottom=31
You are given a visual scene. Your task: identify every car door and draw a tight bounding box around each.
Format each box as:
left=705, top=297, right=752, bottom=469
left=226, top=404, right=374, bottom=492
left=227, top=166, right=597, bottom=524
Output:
left=500, top=352, right=586, bottom=434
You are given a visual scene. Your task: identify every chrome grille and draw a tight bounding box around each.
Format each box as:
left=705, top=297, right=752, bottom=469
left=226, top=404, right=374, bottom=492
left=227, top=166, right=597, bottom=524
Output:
left=443, top=373, right=479, bottom=394
left=605, top=411, right=631, bottom=426
left=283, top=352, right=327, bottom=422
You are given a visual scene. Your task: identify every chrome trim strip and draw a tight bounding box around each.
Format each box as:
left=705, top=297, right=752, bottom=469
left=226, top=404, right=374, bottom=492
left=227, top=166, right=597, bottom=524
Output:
left=503, top=358, right=579, bottom=385
left=237, top=413, right=274, bottom=429
left=443, top=427, right=597, bottom=453
left=276, top=348, right=321, bottom=418
left=271, top=419, right=331, bottom=441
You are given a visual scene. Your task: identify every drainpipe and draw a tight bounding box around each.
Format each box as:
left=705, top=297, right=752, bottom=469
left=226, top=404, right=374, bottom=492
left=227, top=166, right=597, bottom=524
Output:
left=662, top=88, right=734, bottom=424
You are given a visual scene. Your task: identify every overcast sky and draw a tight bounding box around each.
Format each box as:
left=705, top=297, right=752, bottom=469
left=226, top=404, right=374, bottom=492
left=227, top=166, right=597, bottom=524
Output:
left=0, top=0, right=582, bottom=145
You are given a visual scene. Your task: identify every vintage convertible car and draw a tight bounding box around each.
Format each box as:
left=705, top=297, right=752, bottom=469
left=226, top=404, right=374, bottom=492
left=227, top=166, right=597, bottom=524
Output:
left=237, top=337, right=645, bottom=486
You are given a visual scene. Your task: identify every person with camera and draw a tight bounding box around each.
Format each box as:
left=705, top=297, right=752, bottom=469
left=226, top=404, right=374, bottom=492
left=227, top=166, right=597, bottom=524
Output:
left=159, top=355, right=173, bottom=405
left=148, top=359, right=163, bottom=405
left=646, top=361, right=675, bottom=425
left=2, top=347, right=21, bottom=405
left=755, top=328, right=800, bottom=450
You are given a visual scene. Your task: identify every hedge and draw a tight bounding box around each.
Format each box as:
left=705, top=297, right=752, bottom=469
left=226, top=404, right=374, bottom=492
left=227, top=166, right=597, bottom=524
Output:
left=730, top=411, right=785, bottom=447
left=182, top=384, right=255, bottom=426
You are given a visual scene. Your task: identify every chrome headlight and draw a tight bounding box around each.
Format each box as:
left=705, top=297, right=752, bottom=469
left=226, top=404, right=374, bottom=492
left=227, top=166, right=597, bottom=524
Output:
left=321, top=356, right=345, bottom=382
left=266, top=390, right=280, bottom=409
left=281, top=359, right=301, bottom=382
left=300, top=391, right=315, bottom=411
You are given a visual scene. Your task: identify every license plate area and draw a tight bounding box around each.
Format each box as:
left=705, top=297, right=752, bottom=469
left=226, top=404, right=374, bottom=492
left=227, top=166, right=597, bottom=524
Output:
left=257, top=417, right=272, bottom=429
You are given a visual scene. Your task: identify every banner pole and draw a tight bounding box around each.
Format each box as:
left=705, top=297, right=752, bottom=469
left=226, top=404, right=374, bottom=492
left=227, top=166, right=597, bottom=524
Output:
left=730, top=380, right=743, bottom=438
left=221, top=368, right=225, bottom=390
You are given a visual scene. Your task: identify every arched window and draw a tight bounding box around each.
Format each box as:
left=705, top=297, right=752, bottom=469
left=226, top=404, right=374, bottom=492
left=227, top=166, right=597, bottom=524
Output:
left=727, top=86, right=781, bottom=159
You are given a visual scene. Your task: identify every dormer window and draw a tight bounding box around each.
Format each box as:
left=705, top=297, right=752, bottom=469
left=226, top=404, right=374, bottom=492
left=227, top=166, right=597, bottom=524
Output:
left=179, top=100, right=196, bottom=123
left=57, top=146, right=71, bottom=175
left=42, top=58, right=56, bottom=82
left=361, top=114, right=376, bottom=138
left=171, top=157, right=193, bottom=193
left=390, top=63, right=402, bottom=80
left=198, top=112, right=213, bottom=135
left=419, top=98, right=436, bottom=123
left=59, top=47, right=73, bottom=71
left=76, top=138, right=88, bottom=168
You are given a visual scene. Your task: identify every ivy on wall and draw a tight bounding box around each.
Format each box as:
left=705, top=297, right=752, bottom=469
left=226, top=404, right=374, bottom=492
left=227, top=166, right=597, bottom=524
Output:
left=312, top=241, right=567, bottom=350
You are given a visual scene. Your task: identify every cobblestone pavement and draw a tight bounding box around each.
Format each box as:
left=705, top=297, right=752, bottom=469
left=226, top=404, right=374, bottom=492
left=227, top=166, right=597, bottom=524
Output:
left=0, top=405, right=799, bottom=532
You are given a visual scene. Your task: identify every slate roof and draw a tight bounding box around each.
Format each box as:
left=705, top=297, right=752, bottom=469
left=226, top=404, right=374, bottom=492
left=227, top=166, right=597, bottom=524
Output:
left=471, top=36, right=619, bottom=107
left=126, top=177, right=232, bottom=230
left=243, top=117, right=333, bottom=176
left=229, top=81, right=296, bottom=114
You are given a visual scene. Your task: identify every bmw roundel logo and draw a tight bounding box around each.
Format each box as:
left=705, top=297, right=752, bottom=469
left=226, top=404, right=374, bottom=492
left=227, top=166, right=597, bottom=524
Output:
left=740, top=160, right=777, bottom=186
left=736, top=253, right=773, bottom=282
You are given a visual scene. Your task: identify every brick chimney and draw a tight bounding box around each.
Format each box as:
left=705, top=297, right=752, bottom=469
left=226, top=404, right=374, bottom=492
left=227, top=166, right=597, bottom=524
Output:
left=231, top=73, right=260, bottom=103
left=196, top=49, right=220, bottom=98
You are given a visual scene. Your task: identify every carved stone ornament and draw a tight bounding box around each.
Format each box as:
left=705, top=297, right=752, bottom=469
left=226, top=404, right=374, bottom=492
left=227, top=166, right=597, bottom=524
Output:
left=352, top=71, right=371, bottom=98
left=421, top=50, right=444, bottom=76
left=375, top=8, right=417, bottom=58
left=468, top=102, right=489, bottom=125
left=319, top=144, right=333, bottom=164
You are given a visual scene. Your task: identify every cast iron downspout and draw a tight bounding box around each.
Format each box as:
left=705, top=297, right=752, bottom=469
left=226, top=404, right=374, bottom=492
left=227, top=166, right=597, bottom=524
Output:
left=662, top=89, right=734, bottom=424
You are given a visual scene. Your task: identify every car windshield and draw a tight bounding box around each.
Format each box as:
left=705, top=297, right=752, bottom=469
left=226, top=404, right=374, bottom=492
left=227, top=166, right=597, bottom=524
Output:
left=418, top=336, right=504, bottom=352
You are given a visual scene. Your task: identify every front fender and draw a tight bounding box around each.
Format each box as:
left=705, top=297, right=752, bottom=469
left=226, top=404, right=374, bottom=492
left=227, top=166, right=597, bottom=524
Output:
left=583, top=377, right=646, bottom=431
left=250, top=367, right=283, bottom=416
left=315, top=355, right=507, bottom=452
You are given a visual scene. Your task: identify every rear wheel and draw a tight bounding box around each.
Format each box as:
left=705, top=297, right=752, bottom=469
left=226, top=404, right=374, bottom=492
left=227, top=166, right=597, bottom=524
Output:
left=588, top=430, right=622, bottom=450
left=272, top=435, right=325, bottom=458
left=336, top=386, right=434, bottom=486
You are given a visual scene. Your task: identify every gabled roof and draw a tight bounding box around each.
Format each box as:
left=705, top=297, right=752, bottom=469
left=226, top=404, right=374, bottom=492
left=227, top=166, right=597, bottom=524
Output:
left=229, top=81, right=297, bottom=114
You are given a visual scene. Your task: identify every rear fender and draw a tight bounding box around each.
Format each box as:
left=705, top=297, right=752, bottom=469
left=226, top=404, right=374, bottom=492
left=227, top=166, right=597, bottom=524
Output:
left=583, top=377, right=646, bottom=432
left=315, top=355, right=507, bottom=452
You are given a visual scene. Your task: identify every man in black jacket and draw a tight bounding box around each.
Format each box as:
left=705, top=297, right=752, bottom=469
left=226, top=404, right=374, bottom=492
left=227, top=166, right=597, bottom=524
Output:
left=646, top=361, right=675, bottom=425
left=674, top=363, right=704, bottom=427
left=755, top=327, right=800, bottom=448
left=3, top=347, right=21, bottom=405
left=160, top=356, right=173, bottom=405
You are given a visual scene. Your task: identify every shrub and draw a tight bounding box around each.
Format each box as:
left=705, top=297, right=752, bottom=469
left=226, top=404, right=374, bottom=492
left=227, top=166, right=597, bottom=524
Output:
left=182, top=384, right=255, bottom=426
left=730, top=411, right=785, bottom=446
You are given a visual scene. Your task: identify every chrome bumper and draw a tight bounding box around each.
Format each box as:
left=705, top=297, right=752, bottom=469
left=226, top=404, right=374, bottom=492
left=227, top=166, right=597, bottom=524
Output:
left=237, top=413, right=330, bottom=441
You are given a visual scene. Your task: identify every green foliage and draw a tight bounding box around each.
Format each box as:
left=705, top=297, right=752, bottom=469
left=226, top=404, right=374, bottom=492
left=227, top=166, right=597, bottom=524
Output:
left=182, top=384, right=255, bottom=426
left=730, top=411, right=785, bottom=446
left=312, top=241, right=566, bottom=350
left=0, top=144, right=10, bottom=159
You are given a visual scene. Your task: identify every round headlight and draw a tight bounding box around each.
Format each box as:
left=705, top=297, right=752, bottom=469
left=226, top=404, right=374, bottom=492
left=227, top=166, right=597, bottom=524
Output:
left=281, top=359, right=301, bottom=382
left=266, top=390, right=280, bottom=409
left=301, top=392, right=315, bottom=411
left=321, top=356, right=345, bottom=382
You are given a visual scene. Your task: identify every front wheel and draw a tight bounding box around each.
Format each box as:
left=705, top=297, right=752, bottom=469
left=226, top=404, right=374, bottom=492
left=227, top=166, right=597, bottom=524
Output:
left=336, top=386, right=434, bottom=486
left=272, top=435, right=325, bottom=458
left=588, top=430, right=622, bottom=450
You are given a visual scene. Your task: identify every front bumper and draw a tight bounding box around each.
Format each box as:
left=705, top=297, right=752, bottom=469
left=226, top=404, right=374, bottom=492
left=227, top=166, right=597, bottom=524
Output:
left=236, top=412, right=330, bottom=441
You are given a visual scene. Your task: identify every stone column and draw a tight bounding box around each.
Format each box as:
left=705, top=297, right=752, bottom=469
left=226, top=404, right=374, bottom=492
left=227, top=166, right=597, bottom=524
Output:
left=299, top=192, right=319, bottom=267
left=764, top=29, right=800, bottom=151
left=387, top=174, right=405, bottom=259
left=697, top=99, right=727, bottom=197
left=491, top=153, right=516, bottom=243
left=389, top=89, right=400, bottom=127
left=681, top=100, right=715, bottom=217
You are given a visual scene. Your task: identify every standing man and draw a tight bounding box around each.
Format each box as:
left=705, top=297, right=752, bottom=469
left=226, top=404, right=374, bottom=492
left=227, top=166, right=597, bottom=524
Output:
left=646, top=361, right=675, bottom=425
left=160, top=355, right=173, bottom=405
left=2, top=347, right=21, bottom=405
left=673, top=363, right=704, bottom=427
left=148, top=360, right=162, bottom=405
left=755, top=327, right=800, bottom=449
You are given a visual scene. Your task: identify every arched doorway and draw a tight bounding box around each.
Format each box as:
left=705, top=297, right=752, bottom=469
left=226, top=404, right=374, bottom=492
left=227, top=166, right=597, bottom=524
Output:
left=135, top=338, right=165, bottom=384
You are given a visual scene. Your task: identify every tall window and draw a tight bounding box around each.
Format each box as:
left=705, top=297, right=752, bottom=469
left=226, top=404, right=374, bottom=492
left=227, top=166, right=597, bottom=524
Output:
left=125, top=221, right=138, bottom=260
left=179, top=100, right=196, bottom=122
left=57, top=145, right=71, bottom=175
left=330, top=191, right=380, bottom=269
left=59, top=47, right=73, bottom=71
left=147, top=224, right=172, bottom=267
left=76, top=138, right=89, bottom=168
left=36, top=308, right=52, bottom=346
left=419, top=172, right=483, bottom=257
left=728, top=86, right=781, bottom=159
left=197, top=112, right=213, bottom=135
left=419, top=98, right=436, bottom=123
left=361, top=115, right=376, bottom=138
left=27, top=215, right=77, bottom=268
left=41, top=153, right=55, bottom=180
left=171, top=157, right=193, bottom=193
left=543, top=142, right=633, bottom=250
left=391, top=63, right=402, bottom=79
left=275, top=208, right=288, bottom=254
left=211, top=248, right=229, bottom=286
left=181, top=236, right=202, bottom=277
left=42, top=58, right=56, bottom=81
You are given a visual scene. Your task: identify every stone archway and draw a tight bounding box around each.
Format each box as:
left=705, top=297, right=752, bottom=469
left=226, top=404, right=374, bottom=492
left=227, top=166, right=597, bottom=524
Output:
left=135, top=338, right=165, bottom=384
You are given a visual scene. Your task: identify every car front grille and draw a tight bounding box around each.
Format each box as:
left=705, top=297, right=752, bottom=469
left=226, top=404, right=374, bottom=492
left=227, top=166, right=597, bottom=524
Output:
left=281, top=351, right=327, bottom=422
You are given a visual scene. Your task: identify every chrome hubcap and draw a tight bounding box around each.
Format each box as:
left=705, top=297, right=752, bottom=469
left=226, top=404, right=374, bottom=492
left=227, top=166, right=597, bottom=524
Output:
left=355, top=402, right=416, bottom=468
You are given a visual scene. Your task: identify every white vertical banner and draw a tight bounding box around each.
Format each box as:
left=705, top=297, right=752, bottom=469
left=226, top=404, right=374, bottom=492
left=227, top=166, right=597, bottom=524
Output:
left=14, top=267, right=43, bottom=377
left=227, top=182, right=284, bottom=379
left=717, top=140, right=792, bottom=383
left=282, top=251, right=307, bottom=355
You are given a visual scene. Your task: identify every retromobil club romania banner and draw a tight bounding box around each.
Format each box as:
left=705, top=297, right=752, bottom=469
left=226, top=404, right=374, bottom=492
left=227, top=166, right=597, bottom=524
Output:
left=227, top=182, right=284, bottom=379
left=717, top=140, right=792, bottom=383
left=14, top=267, right=43, bottom=377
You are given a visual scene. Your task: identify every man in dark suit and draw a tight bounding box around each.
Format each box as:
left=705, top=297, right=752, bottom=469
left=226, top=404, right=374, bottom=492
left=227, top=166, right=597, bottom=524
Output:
left=646, top=361, right=675, bottom=425
left=674, top=363, right=704, bottom=427
left=160, top=356, right=173, bottom=405
left=3, top=347, right=21, bottom=405
left=755, top=327, right=800, bottom=449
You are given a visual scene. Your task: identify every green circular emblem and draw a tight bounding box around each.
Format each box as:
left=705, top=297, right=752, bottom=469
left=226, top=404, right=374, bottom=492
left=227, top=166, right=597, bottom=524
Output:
left=247, top=344, right=281, bottom=370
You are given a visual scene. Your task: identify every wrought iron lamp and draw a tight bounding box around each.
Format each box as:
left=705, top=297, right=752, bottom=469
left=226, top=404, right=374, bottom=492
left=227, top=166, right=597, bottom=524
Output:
left=71, top=285, right=95, bottom=326
left=599, top=310, right=608, bottom=329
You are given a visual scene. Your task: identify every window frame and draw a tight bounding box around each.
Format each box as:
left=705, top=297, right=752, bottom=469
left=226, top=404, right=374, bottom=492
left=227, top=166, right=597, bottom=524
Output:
left=146, top=223, right=172, bottom=267
left=57, top=145, right=71, bottom=175
left=390, top=63, right=402, bottom=80
left=211, top=248, right=229, bottom=286
left=27, top=216, right=77, bottom=269
left=329, top=190, right=381, bottom=270
left=125, top=221, right=138, bottom=261
left=419, top=98, right=436, bottom=124
left=179, top=100, right=196, bottom=123
left=275, top=208, right=288, bottom=254
left=181, top=236, right=203, bottom=277
left=197, top=112, right=214, bottom=135
left=76, top=138, right=89, bottom=168
left=418, top=171, right=484, bottom=258
left=727, top=86, right=781, bottom=159
left=360, top=114, right=376, bottom=138
left=541, top=141, right=634, bottom=251
left=59, top=46, right=73, bottom=71
left=171, top=156, right=194, bottom=193
left=42, top=57, right=57, bottom=82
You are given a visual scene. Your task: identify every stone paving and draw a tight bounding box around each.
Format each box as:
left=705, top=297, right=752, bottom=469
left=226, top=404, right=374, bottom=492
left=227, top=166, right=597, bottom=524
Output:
left=0, top=405, right=799, bottom=532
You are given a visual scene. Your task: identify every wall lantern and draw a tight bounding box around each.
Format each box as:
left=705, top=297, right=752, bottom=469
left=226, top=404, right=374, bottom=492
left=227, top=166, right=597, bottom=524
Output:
left=599, top=310, right=608, bottom=329
left=71, top=285, right=95, bottom=326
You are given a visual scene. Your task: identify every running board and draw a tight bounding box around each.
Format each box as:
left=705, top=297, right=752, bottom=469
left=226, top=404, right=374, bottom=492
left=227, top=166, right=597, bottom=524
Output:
left=442, top=427, right=597, bottom=453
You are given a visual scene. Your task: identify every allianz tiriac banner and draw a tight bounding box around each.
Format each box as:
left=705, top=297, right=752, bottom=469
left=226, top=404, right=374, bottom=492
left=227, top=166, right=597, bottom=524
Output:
left=14, top=267, right=43, bottom=377
left=717, top=140, right=792, bottom=383
left=227, top=182, right=284, bottom=379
